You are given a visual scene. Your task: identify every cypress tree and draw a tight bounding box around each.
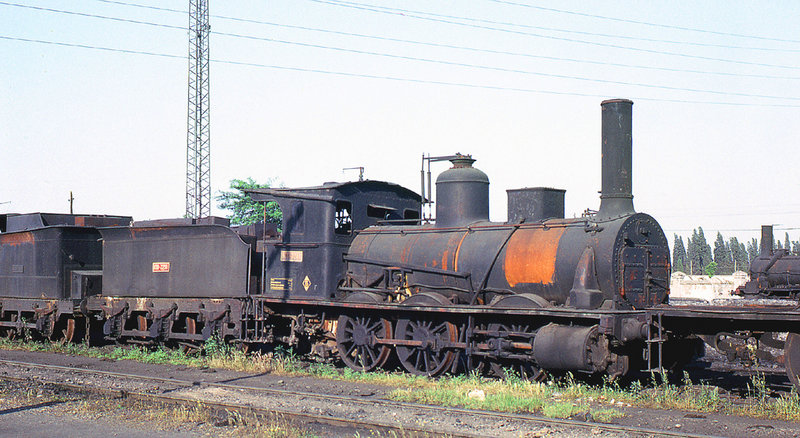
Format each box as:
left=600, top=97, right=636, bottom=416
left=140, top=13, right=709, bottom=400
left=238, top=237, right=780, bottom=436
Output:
left=672, top=235, right=687, bottom=273
left=713, top=232, right=733, bottom=274
left=747, top=238, right=759, bottom=263
left=786, top=233, right=791, bottom=253
left=690, top=228, right=713, bottom=275
left=729, top=237, right=749, bottom=272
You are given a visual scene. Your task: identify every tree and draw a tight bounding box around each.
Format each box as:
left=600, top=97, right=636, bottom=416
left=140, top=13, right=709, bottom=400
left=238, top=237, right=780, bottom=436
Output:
left=216, top=178, right=282, bottom=226
left=713, top=232, right=733, bottom=275
left=689, top=227, right=713, bottom=275
left=747, top=238, right=759, bottom=263
left=786, top=233, right=792, bottom=254
left=704, top=261, right=718, bottom=277
left=672, top=235, right=687, bottom=273
left=729, top=237, right=749, bottom=272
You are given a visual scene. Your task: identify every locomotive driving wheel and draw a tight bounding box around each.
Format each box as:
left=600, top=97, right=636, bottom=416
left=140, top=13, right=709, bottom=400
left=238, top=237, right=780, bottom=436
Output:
left=785, top=333, right=800, bottom=390
left=336, top=293, right=392, bottom=372
left=487, top=294, right=549, bottom=380
left=395, top=293, right=458, bottom=377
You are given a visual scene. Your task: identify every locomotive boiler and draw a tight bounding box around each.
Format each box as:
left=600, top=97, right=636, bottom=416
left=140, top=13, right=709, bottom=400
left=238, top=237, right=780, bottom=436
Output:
left=344, top=99, right=670, bottom=311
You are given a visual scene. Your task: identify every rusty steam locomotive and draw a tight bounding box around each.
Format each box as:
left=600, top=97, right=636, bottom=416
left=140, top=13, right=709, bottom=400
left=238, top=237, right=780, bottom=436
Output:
left=2, top=99, right=800, bottom=389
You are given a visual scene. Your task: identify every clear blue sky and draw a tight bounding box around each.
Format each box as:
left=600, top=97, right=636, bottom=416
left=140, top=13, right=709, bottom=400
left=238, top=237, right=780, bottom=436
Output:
left=2, top=1, right=799, bottom=245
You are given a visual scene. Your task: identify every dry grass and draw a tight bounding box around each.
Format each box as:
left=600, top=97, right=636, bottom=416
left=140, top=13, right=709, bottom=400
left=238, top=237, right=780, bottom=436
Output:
left=2, top=337, right=800, bottom=423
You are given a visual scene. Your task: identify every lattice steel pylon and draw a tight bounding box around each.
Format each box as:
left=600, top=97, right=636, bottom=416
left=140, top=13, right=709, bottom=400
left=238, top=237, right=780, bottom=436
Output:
left=186, top=0, right=211, bottom=219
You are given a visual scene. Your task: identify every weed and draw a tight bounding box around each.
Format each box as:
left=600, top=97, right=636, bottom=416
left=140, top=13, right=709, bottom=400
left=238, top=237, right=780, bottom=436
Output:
left=2, top=337, right=800, bottom=422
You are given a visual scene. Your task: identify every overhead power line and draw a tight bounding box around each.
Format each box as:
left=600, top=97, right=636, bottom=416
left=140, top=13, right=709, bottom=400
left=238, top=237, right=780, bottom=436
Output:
left=3, top=35, right=800, bottom=109
left=487, top=0, right=800, bottom=44
left=11, top=1, right=797, bottom=72
left=88, top=0, right=800, bottom=81
left=311, top=0, right=800, bottom=70
left=94, top=0, right=800, bottom=53
left=4, top=3, right=800, bottom=102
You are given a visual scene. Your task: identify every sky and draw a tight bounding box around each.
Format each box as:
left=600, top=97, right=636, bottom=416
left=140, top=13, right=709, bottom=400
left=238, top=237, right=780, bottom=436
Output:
left=2, top=1, right=800, bottom=247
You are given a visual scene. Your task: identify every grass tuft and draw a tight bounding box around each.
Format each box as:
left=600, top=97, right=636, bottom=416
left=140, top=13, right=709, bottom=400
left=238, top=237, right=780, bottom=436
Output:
left=2, top=337, right=800, bottom=423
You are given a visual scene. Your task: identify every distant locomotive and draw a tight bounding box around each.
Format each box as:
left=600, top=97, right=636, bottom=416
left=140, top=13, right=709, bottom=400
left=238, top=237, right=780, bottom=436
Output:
left=737, top=225, right=800, bottom=298
left=2, top=99, right=800, bottom=391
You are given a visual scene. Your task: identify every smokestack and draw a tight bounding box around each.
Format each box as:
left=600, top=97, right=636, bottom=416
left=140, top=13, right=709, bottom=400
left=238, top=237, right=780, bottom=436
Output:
left=597, top=99, right=635, bottom=220
left=760, top=225, right=774, bottom=255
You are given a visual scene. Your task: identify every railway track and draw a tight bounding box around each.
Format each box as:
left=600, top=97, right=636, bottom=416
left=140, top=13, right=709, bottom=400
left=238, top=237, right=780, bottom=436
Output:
left=0, top=358, right=719, bottom=438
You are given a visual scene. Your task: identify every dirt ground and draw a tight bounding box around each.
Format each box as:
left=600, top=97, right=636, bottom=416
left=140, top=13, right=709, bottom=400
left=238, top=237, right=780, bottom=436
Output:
left=1, top=348, right=798, bottom=437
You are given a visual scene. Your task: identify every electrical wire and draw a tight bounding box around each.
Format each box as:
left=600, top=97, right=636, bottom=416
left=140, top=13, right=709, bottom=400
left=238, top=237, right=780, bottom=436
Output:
left=3, top=34, right=800, bottom=108
left=4, top=2, right=800, bottom=102
left=95, top=0, right=800, bottom=53
left=487, top=0, right=800, bottom=44
left=88, top=0, right=800, bottom=81
left=311, top=0, right=800, bottom=71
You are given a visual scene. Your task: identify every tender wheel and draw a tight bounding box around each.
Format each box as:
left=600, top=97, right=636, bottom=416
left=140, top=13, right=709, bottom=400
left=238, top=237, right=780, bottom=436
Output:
left=4, top=313, right=19, bottom=340
left=63, top=317, right=76, bottom=342
left=785, top=333, right=800, bottom=391
left=336, top=292, right=392, bottom=372
left=395, top=293, right=458, bottom=377
left=137, top=315, right=149, bottom=339
left=53, top=316, right=84, bottom=344
left=179, top=316, right=200, bottom=354
left=487, top=294, right=549, bottom=380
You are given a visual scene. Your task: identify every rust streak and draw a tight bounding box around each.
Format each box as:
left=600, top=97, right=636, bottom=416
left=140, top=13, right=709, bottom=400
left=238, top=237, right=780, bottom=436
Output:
left=453, top=231, right=470, bottom=272
left=503, top=228, right=565, bottom=287
left=0, top=232, right=34, bottom=246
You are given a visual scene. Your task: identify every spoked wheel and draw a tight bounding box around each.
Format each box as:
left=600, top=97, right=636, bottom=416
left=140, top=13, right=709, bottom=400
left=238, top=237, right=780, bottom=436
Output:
left=336, top=292, right=392, bottom=372
left=395, top=293, right=458, bottom=377
left=487, top=294, right=549, bottom=381
left=785, top=333, right=800, bottom=391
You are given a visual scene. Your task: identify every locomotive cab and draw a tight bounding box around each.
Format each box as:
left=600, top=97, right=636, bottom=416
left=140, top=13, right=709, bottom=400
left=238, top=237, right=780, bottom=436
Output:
left=247, top=181, right=421, bottom=299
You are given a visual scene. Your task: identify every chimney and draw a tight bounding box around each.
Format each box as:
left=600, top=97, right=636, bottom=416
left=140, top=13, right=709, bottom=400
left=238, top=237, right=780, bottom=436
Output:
left=760, top=225, right=774, bottom=255
left=597, top=99, right=635, bottom=220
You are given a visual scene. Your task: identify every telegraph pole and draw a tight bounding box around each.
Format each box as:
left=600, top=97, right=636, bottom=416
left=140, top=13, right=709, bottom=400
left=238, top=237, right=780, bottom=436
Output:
left=186, top=0, right=211, bottom=219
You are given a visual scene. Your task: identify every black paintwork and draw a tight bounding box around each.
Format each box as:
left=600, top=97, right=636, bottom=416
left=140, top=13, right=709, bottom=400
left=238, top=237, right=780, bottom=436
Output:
left=0, top=226, right=104, bottom=299
left=98, top=225, right=254, bottom=298
left=247, top=180, right=421, bottom=300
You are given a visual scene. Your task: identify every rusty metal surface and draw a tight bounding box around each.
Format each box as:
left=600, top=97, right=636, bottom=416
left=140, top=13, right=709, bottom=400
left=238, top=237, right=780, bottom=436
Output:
left=346, top=212, right=669, bottom=309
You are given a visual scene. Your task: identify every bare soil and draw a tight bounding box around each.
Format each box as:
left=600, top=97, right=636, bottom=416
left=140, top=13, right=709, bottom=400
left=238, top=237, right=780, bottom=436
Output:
left=1, top=348, right=798, bottom=437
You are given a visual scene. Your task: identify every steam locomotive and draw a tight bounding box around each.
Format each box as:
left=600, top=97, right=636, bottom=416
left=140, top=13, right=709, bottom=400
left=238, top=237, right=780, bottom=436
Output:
left=737, top=224, right=800, bottom=299
left=2, top=99, right=799, bottom=390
